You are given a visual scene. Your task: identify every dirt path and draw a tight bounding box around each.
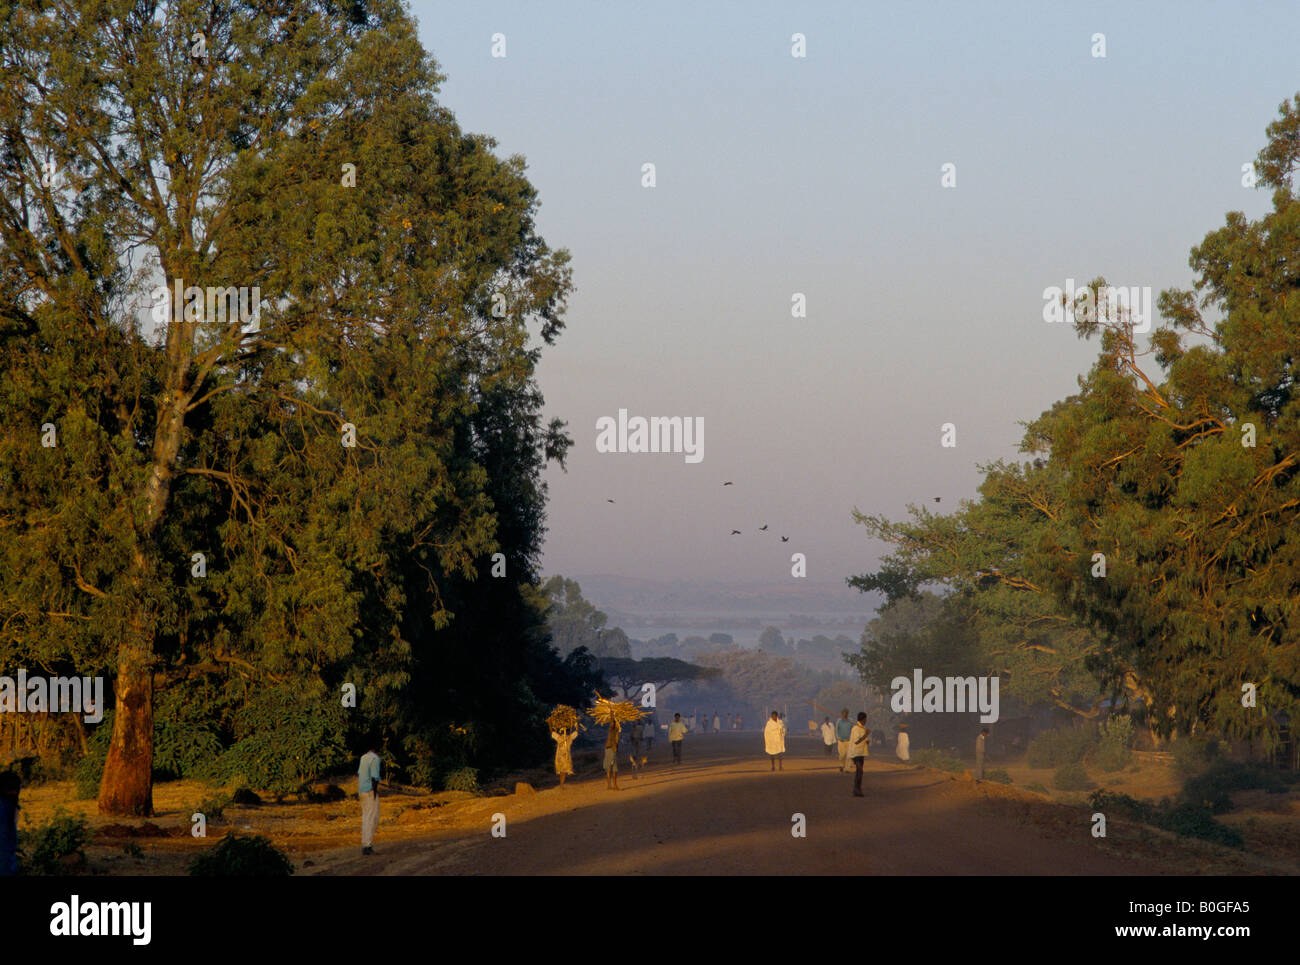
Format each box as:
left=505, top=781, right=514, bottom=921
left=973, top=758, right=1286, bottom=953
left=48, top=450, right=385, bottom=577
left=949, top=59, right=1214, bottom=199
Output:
left=304, top=733, right=1165, bottom=876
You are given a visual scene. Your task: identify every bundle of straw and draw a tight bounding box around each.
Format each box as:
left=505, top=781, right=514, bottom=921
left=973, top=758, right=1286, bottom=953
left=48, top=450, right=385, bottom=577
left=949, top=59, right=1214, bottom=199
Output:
left=587, top=694, right=647, bottom=726
left=547, top=704, right=580, bottom=732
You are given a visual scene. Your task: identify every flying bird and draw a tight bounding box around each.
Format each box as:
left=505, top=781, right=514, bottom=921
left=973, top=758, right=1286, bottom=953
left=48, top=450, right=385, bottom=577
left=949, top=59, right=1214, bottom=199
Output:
left=723, top=481, right=734, bottom=486
left=780, top=536, right=789, bottom=542
left=933, top=497, right=941, bottom=503
left=759, top=524, right=768, bottom=531
left=730, top=530, right=742, bottom=535
left=606, top=499, right=615, bottom=504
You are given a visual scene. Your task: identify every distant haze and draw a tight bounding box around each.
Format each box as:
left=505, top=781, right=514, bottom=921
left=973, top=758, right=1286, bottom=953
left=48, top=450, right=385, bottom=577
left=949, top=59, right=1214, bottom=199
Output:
left=416, top=0, right=1295, bottom=583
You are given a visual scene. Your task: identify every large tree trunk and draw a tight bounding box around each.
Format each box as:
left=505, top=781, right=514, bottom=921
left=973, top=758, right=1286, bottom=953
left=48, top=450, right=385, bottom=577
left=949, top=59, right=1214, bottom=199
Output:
left=98, top=384, right=189, bottom=816
left=97, top=640, right=155, bottom=815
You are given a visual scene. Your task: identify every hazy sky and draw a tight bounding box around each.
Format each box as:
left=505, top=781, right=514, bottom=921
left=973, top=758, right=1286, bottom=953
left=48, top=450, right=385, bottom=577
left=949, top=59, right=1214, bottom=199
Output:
left=410, top=0, right=1295, bottom=587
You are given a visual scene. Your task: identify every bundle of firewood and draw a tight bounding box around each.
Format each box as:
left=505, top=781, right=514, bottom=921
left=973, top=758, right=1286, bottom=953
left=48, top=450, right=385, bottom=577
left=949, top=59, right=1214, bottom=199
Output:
left=587, top=694, right=647, bottom=726
left=546, top=704, right=580, bottom=732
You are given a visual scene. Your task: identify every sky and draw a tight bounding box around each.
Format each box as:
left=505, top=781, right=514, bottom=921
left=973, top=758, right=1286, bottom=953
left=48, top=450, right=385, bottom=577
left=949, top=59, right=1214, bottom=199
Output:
left=407, top=0, right=1297, bottom=588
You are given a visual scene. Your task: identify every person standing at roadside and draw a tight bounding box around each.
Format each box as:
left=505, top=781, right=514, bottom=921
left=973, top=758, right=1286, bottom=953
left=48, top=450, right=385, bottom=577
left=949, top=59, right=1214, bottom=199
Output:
left=669, top=712, right=687, bottom=764
left=764, top=711, right=787, bottom=771
left=835, top=709, right=854, bottom=772
left=849, top=713, right=870, bottom=797
left=820, top=717, right=836, bottom=758
left=358, top=743, right=383, bottom=856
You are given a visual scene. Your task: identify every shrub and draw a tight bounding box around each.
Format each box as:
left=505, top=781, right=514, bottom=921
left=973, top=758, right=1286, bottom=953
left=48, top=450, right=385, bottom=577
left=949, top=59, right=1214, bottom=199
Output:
left=152, top=686, right=224, bottom=780
left=985, top=768, right=1012, bottom=784
left=188, top=833, right=294, bottom=876
left=205, top=684, right=348, bottom=797
left=1179, top=759, right=1290, bottom=814
left=1027, top=726, right=1097, bottom=769
left=1155, top=802, right=1243, bottom=849
left=1171, top=736, right=1219, bottom=775
left=188, top=792, right=232, bottom=825
left=1094, top=715, right=1134, bottom=771
left=230, top=787, right=263, bottom=806
left=1026, top=782, right=1049, bottom=794
left=913, top=748, right=964, bottom=773
left=1087, top=788, right=1244, bottom=848
left=443, top=766, right=480, bottom=794
left=19, top=810, right=91, bottom=875
left=1088, top=789, right=1152, bottom=823
left=1052, top=762, right=1093, bottom=791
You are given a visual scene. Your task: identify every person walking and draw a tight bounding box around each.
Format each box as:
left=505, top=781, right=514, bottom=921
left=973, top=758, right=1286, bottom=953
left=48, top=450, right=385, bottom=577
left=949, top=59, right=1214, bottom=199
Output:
left=358, top=743, right=383, bottom=855
left=605, top=721, right=622, bottom=790
left=850, top=713, right=871, bottom=797
left=835, top=709, right=854, bottom=772
left=764, top=711, right=787, bottom=771
left=896, top=724, right=911, bottom=762
left=551, top=725, right=578, bottom=788
left=713, top=711, right=721, bottom=734
left=668, top=713, right=687, bottom=764
left=975, top=727, right=989, bottom=781
left=820, top=717, right=836, bottom=757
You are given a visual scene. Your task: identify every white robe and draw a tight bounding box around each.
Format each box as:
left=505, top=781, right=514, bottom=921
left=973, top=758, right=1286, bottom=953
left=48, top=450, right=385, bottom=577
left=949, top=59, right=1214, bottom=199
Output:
left=764, top=719, right=787, bottom=755
left=896, top=731, right=910, bottom=761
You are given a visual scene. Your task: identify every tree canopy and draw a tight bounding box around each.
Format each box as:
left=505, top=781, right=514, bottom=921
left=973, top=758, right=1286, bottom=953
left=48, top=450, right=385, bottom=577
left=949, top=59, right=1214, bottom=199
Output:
left=0, top=0, right=578, bottom=811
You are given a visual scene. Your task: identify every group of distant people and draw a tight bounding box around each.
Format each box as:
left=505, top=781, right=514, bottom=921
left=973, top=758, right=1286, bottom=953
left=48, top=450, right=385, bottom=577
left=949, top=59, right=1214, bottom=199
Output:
left=679, top=711, right=742, bottom=733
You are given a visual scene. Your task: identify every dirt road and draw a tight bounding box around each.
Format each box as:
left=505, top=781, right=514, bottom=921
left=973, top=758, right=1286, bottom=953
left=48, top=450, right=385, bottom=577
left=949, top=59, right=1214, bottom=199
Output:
left=304, top=733, right=1162, bottom=876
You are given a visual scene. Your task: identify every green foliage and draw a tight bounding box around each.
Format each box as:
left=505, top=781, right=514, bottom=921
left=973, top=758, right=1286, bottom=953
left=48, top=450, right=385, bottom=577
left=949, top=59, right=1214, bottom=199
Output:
left=985, top=768, right=1012, bottom=784
left=1178, top=759, right=1291, bottom=814
left=1094, top=715, right=1134, bottom=772
left=152, top=686, right=224, bottom=780
left=1089, top=788, right=1243, bottom=848
left=187, top=833, right=295, bottom=876
left=443, top=766, right=480, bottom=794
left=913, top=748, right=965, bottom=773
left=206, top=685, right=348, bottom=796
left=1089, top=789, right=1153, bottom=822
left=188, top=792, right=233, bottom=825
left=1026, top=782, right=1049, bottom=795
left=19, top=810, right=91, bottom=875
left=0, top=0, right=581, bottom=815
left=1028, top=726, right=1097, bottom=769
left=1052, top=762, right=1093, bottom=790
left=1172, top=736, right=1220, bottom=776
left=1155, top=803, right=1243, bottom=849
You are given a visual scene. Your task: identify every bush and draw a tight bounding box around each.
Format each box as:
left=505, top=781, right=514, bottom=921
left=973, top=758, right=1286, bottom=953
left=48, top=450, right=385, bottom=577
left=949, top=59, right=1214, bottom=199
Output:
left=1052, top=762, right=1093, bottom=791
left=1094, top=715, right=1134, bottom=771
left=205, top=684, right=349, bottom=797
left=913, top=748, right=964, bottom=773
left=152, top=686, right=224, bottom=780
left=1026, top=782, right=1049, bottom=794
left=19, top=810, right=91, bottom=875
left=188, top=833, right=295, bottom=876
left=1171, top=736, right=1219, bottom=775
left=1155, top=802, right=1243, bottom=849
left=188, top=792, right=232, bottom=825
left=1088, top=788, right=1244, bottom=849
left=1179, top=759, right=1291, bottom=814
left=1027, top=726, right=1097, bottom=769
left=985, top=768, right=1012, bottom=784
left=443, top=766, right=480, bottom=794
left=1088, top=789, right=1152, bottom=823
